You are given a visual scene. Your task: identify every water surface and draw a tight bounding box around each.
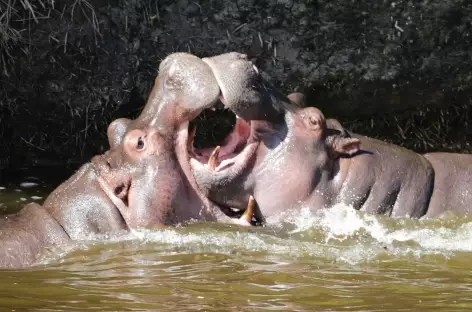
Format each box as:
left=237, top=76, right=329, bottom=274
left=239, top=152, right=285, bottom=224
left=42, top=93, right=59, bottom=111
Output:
left=0, top=168, right=471, bottom=311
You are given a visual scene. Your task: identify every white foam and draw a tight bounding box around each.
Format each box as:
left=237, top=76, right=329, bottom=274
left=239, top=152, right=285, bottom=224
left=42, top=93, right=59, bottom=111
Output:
left=37, top=203, right=472, bottom=267
left=384, top=223, right=472, bottom=252
left=279, top=204, right=472, bottom=256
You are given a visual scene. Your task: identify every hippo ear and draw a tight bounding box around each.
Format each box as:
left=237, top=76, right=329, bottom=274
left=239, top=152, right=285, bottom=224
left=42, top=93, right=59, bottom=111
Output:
left=326, top=135, right=361, bottom=159
left=107, top=118, right=132, bottom=149
left=325, top=118, right=352, bottom=138
left=287, top=92, right=306, bottom=107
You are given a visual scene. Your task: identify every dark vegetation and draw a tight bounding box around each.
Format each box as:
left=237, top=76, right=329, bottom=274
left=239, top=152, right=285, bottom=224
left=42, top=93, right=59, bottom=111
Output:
left=0, top=0, right=471, bottom=170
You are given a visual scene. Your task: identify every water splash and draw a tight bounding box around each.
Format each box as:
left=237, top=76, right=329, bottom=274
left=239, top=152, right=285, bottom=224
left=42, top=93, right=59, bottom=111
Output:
left=270, top=203, right=472, bottom=262
left=36, top=204, right=472, bottom=268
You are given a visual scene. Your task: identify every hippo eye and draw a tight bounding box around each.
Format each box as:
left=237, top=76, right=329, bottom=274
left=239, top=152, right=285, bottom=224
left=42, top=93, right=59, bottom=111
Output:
left=136, top=137, right=144, bottom=150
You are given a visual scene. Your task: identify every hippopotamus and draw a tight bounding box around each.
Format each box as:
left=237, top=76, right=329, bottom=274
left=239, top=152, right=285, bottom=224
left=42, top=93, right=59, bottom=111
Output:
left=185, top=52, right=472, bottom=220
left=0, top=53, right=260, bottom=268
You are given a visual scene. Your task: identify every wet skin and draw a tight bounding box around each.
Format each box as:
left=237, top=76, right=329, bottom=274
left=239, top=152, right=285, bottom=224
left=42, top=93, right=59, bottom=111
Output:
left=422, top=152, right=472, bottom=217
left=188, top=52, right=472, bottom=220
left=0, top=126, right=175, bottom=268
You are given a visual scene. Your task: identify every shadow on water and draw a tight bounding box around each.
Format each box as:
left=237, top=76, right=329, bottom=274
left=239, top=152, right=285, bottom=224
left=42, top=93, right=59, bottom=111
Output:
left=0, top=167, right=472, bottom=311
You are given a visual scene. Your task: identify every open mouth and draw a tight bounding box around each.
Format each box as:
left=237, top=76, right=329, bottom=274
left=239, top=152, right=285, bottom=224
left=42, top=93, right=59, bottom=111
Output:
left=190, top=114, right=251, bottom=171
left=181, top=96, right=259, bottom=174
left=172, top=94, right=261, bottom=220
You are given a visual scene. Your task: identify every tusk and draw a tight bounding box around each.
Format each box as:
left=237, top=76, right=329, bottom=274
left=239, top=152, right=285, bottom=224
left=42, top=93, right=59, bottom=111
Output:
left=239, top=195, right=255, bottom=223
left=207, top=146, right=220, bottom=171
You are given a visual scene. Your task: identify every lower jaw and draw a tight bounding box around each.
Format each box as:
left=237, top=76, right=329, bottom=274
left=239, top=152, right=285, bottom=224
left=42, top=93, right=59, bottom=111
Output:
left=189, top=139, right=258, bottom=174
left=177, top=124, right=266, bottom=225
left=188, top=140, right=260, bottom=217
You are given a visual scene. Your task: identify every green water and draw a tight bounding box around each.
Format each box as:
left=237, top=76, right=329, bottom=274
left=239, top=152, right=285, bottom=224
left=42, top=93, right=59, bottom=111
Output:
left=0, top=168, right=472, bottom=311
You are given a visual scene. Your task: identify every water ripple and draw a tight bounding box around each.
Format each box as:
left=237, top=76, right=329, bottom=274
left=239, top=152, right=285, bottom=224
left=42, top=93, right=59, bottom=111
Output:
left=1, top=181, right=472, bottom=310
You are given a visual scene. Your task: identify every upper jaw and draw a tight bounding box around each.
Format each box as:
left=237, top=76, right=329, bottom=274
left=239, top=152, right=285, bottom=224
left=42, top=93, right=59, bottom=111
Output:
left=201, top=53, right=264, bottom=120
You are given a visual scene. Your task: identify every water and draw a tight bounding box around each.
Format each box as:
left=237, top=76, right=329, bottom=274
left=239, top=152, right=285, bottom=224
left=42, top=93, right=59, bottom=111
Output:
left=1, top=168, right=472, bottom=311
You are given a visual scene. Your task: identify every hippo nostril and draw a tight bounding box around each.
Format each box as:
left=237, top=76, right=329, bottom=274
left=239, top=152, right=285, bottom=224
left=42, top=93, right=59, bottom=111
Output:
left=136, top=137, right=144, bottom=150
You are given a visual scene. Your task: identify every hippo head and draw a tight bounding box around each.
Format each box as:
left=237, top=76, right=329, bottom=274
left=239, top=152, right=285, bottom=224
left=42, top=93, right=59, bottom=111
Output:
left=101, top=53, right=259, bottom=226
left=94, top=53, right=224, bottom=227
left=92, top=125, right=182, bottom=228
left=186, top=52, right=360, bottom=218
left=186, top=52, right=291, bottom=177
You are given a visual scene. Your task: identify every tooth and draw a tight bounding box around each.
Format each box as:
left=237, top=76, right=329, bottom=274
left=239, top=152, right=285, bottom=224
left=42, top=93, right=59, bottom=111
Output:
left=240, top=195, right=255, bottom=224
left=207, top=146, right=220, bottom=171
left=188, top=126, right=196, bottom=154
